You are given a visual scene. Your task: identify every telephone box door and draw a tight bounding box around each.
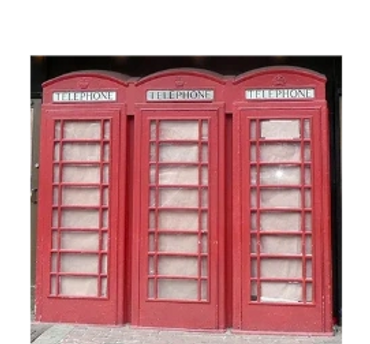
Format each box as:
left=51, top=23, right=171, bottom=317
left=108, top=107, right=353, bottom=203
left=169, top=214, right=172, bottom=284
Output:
left=36, top=107, right=123, bottom=324
left=133, top=105, right=225, bottom=330
left=233, top=106, right=331, bottom=333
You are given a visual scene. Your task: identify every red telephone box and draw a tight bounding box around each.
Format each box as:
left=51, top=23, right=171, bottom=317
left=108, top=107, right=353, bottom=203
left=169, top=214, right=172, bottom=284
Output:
left=131, top=69, right=227, bottom=330
left=35, top=71, right=129, bottom=324
left=232, top=67, right=332, bottom=334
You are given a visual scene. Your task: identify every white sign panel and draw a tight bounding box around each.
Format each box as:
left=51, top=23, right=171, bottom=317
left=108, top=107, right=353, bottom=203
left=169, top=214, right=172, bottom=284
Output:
left=147, top=89, right=214, bottom=101
left=53, top=91, right=117, bottom=102
left=245, top=88, right=315, bottom=100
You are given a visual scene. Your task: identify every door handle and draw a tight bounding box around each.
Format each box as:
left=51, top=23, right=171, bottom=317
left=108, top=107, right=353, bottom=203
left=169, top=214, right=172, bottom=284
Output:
left=31, top=188, right=38, bottom=204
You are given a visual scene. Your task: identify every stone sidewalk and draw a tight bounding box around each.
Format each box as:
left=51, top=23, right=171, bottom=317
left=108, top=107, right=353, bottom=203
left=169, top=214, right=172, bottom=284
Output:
left=31, top=323, right=342, bottom=344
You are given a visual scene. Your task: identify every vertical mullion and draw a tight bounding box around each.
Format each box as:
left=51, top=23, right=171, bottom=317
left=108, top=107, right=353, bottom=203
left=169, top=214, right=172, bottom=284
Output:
left=98, top=119, right=104, bottom=297
left=56, top=120, right=64, bottom=296
left=300, top=118, right=307, bottom=303
left=154, top=120, right=160, bottom=299
left=256, top=119, right=261, bottom=302
left=197, top=119, right=202, bottom=301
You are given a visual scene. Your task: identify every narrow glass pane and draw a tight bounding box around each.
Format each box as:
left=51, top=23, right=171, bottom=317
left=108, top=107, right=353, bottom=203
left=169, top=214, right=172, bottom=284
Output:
left=102, top=187, right=109, bottom=206
left=251, top=235, right=257, bottom=253
left=306, top=283, right=313, bottom=302
left=250, top=189, right=257, bottom=208
left=53, top=165, right=60, bottom=183
left=201, top=280, right=208, bottom=300
left=101, top=277, right=107, bottom=297
left=53, top=187, right=59, bottom=205
left=54, top=121, right=61, bottom=139
left=305, top=213, right=312, bottom=231
left=201, top=167, right=208, bottom=186
left=148, top=234, right=155, bottom=251
left=304, top=119, right=310, bottom=138
left=201, top=234, right=208, bottom=253
left=202, top=144, right=208, bottom=162
left=250, top=120, right=256, bottom=139
left=103, top=165, right=109, bottom=183
left=306, top=260, right=312, bottom=278
left=101, top=254, right=108, bottom=274
left=102, top=210, right=108, bottom=228
left=250, top=144, right=256, bottom=162
left=201, top=211, right=208, bottom=231
left=250, top=281, right=258, bottom=301
left=103, top=121, right=110, bottom=139
left=52, top=210, right=58, bottom=227
left=51, top=253, right=58, bottom=272
left=103, top=143, right=110, bottom=162
left=54, top=143, right=60, bottom=161
left=102, top=232, right=108, bottom=251
left=52, top=231, right=58, bottom=249
left=150, top=121, right=157, bottom=140
left=304, top=143, right=311, bottom=161
left=148, top=278, right=155, bottom=298
left=250, top=166, right=257, bottom=185
left=251, top=259, right=257, bottom=277
left=201, top=257, right=208, bottom=277
left=149, top=211, right=156, bottom=229
left=201, top=189, right=208, bottom=207
left=305, top=189, right=311, bottom=208
left=305, top=166, right=311, bottom=185
left=305, top=235, right=312, bottom=254
left=251, top=212, right=257, bottom=230
left=148, top=256, right=155, bottom=275
left=201, top=121, right=208, bottom=140
left=50, top=276, right=57, bottom=295
left=150, top=144, right=156, bottom=161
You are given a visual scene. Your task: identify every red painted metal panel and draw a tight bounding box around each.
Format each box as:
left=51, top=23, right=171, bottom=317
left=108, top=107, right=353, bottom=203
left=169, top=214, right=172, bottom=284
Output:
left=35, top=106, right=125, bottom=324
left=132, top=104, right=225, bottom=330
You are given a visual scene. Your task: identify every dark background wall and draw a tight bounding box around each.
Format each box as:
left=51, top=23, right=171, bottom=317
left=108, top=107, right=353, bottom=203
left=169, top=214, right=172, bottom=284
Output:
left=31, top=56, right=342, bottom=96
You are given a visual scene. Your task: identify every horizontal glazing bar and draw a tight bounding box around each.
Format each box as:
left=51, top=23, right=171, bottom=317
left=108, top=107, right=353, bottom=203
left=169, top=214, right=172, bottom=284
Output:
left=251, top=208, right=312, bottom=212
left=250, top=253, right=312, bottom=259
left=148, top=207, right=208, bottom=211
left=51, top=228, right=108, bottom=232
left=50, top=249, right=107, bottom=254
left=147, top=275, right=208, bottom=280
left=250, top=185, right=312, bottom=189
left=250, top=162, right=311, bottom=166
left=53, top=183, right=109, bottom=187
left=249, top=139, right=311, bottom=143
left=149, top=185, right=208, bottom=189
left=148, top=252, right=208, bottom=257
left=54, top=139, right=110, bottom=143
left=50, top=272, right=108, bottom=277
left=53, top=161, right=109, bottom=165
left=52, top=205, right=108, bottom=210
left=148, top=229, right=207, bottom=234
left=250, top=277, right=313, bottom=282
left=149, top=162, right=209, bottom=166
left=149, top=139, right=208, bottom=144
left=252, top=231, right=312, bottom=236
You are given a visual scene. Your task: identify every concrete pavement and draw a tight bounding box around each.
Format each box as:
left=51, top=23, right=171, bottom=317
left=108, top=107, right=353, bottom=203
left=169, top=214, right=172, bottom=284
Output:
left=31, top=322, right=342, bottom=344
